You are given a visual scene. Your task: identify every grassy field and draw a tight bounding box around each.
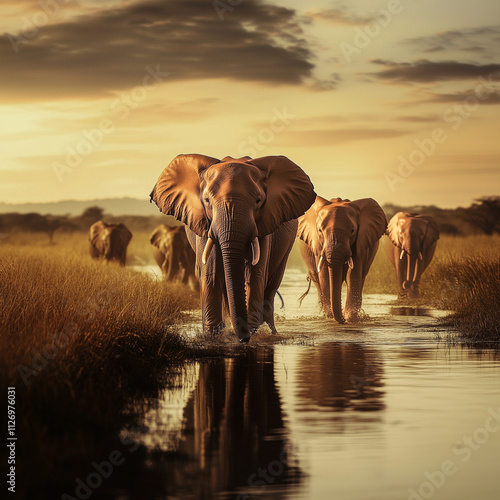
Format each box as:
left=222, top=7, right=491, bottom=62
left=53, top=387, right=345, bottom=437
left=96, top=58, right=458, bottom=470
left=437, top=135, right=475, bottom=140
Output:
left=0, top=233, right=205, bottom=498
left=0, top=230, right=498, bottom=496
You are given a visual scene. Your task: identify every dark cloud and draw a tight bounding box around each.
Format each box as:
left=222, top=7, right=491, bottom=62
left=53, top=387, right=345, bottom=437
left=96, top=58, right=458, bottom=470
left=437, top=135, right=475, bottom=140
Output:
left=423, top=90, right=500, bottom=104
left=369, top=59, right=500, bottom=83
left=0, top=0, right=318, bottom=101
left=405, top=26, right=500, bottom=59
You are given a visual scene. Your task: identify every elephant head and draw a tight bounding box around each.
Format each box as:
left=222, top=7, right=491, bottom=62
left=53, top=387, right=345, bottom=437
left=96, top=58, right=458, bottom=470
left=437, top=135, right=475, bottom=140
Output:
left=298, top=197, right=386, bottom=323
left=89, top=221, right=133, bottom=266
left=150, top=154, right=315, bottom=340
left=386, top=212, right=440, bottom=296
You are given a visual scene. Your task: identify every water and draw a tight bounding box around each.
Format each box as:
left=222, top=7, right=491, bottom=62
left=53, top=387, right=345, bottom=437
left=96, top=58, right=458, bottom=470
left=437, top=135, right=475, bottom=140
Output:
left=130, top=268, right=500, bottom=500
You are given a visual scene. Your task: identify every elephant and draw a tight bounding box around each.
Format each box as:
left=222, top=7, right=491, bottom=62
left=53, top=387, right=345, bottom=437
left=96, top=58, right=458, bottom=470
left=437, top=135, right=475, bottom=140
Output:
left=89, top=220, right=132, bottom=266
left=150, top=154, right=316, bottom=342
left=385, top=212, right=440, bottom=298
left=150, top=224, right=198, bottom=290
left=297, top=197, right=387, bottom=324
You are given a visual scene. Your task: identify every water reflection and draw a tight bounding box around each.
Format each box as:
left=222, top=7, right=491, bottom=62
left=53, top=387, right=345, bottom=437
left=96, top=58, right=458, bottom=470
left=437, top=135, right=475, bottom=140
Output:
left=295, top=343, right=385, bottom=415
left=390, top=306, right=432, bottom=317
left=158, top=349, right=303, bottom=499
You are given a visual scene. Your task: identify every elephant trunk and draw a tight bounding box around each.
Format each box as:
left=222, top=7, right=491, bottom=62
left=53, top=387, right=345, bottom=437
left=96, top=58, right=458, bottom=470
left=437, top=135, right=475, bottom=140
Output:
left=221, top=243, right=249, bottom=342
left=216, top=207, right=255, bottom=342
left=326, top=243, right=349, bottom=324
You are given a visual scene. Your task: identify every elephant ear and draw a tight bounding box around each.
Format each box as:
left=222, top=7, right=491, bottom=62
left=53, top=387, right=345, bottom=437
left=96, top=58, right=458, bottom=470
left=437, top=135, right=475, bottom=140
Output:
left=350, top=198, right=387, bottom=258
left=419, top=215, right=440, bottom=244
left=149, top=154, right=220, bottom=237
left=386, top=212, right=403, bottom=247
left=297, top=196, right=329, bottom=254
left=250, top=155, right=316, bottom=236
left=149, top=225, right=166, bottom=248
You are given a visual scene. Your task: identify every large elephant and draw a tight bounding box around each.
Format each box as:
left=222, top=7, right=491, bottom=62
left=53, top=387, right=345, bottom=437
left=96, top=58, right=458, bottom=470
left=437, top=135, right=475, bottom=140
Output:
left=150, top=224, right=198, bottom=290
left=150, top=154, right=315, bottom=342
left=297, top=197, right=387, bottom=324
left=89, top=220, right=132, bottom=266
left=385, top=212, right=440, bottom=298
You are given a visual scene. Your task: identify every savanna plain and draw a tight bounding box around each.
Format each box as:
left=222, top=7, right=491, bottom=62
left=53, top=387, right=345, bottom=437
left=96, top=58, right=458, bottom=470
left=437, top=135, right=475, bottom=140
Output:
left=1, top=228, right=499, bottom=499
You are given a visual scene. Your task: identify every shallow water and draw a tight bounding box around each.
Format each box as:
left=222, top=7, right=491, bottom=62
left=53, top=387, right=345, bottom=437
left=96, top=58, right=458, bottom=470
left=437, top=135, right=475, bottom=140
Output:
left=131, top=268, right=500, bottom=500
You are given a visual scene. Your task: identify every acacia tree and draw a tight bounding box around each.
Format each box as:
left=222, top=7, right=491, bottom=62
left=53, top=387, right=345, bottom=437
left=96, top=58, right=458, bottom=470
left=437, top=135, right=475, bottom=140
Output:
left=465, top=196, right=500, bottom=235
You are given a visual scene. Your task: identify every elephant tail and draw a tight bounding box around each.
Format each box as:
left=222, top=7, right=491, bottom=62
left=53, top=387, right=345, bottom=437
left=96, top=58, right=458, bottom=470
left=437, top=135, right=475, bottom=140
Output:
left=298, top=276, right=312, bottom=306
left=276, top=291, right=285, bottom=310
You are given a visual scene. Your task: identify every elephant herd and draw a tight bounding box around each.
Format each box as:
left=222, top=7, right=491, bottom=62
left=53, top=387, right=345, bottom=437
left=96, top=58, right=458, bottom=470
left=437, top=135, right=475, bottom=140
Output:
left=90, top=154, right=440, bottom=343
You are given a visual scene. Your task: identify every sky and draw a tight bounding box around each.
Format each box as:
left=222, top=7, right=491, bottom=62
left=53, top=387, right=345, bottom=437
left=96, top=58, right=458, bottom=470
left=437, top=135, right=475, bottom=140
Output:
left=0, top=0, right=499, bottom=208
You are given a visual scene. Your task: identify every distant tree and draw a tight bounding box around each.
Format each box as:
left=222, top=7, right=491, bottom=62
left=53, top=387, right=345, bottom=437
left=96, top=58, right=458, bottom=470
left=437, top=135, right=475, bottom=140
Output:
left=465, top=196, right=500, bottom=235
left=80, top=206, right=105, bottom=228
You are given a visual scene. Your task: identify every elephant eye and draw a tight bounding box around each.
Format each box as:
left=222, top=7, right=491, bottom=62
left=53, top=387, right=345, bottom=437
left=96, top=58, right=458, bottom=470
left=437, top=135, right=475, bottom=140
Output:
left=204, top=197, right=210, bottom=203
left=256, top=197, right=262, bottom=205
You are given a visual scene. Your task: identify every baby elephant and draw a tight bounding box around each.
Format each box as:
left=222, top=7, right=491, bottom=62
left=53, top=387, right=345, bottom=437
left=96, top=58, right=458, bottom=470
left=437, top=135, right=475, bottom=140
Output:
left=298, top=197, right=387, bottom=323
left=89, top=221, right=132, bottom=266
left=150, top=224, right=198, bottom=290
left=386, top=212, right=440, bottom=298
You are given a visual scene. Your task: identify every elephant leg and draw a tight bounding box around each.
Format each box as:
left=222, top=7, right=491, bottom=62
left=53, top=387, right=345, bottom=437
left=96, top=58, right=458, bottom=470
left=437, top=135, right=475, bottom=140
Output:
left=261, top=221, right=296, bottom=333
left=345, top=267, right=363, bottom=322
left=317, top=266, right=332, bottom=317
left=195, top=233, right=225, bottom=335
left=201, top=279, right=224, bottom=335
left=247, top=236, right=270, bottom=333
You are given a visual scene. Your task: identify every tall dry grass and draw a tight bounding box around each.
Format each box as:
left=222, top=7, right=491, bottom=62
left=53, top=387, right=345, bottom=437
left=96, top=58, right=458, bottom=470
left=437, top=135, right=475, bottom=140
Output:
left=365, top=235, right=500, bottom=341
left=0, top=237, right=203, bottom=497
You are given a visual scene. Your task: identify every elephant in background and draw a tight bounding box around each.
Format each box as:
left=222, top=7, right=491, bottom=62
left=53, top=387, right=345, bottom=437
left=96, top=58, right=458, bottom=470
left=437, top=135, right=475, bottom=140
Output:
left=297, top=197, right=387, bottom=324
left=385, top=212, right=440, bottom=298
left=150, top=154, right=315, bottom=342
left=150, top=224, right=198, bottom=290
left=89, top=221, right=132, bottom=266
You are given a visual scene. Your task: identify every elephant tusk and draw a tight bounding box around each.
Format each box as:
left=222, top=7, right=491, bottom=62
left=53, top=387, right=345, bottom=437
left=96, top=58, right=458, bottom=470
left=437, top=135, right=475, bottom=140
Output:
left=400, top=249, right=405, bottom=260
left=317, top=255, right=324, bottom=273
left=418, top=251, right=423, bottom=260
left=202, top=237, right=214, bottom=265
left=347, top=257, right=354, bottom=269
left=251, top=237, right=260, bottom=266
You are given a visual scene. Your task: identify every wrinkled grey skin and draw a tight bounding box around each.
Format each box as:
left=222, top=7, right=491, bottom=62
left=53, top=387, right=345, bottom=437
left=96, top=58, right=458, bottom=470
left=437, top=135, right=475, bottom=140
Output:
left=89, top=221, right=132, bottom=266
left=385, top=212, right=440, bottom=298
left=150, top=154, right=316, bottom=342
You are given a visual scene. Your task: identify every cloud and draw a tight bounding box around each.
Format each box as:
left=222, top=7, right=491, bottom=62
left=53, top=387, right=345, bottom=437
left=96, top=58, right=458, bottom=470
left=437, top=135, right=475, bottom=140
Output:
left=405, top=26, right=500, bottom=59
left=0, top=0, right=318, bottom=102
left=422, top=90, right=500, bottom=105
left=369, top=59, right=500, bottom=83
left=305, top=6, right=372, bottom=26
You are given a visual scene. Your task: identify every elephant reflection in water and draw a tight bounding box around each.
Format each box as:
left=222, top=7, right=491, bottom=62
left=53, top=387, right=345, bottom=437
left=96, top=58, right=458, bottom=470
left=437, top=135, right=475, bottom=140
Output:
left=296, top=343, right=385, bottom=417
left=168, top=349, right=303, bottom=499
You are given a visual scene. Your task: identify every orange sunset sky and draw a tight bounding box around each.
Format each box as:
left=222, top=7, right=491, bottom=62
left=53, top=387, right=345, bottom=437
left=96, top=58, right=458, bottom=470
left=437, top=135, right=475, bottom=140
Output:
left=1, top=0, right=499, bottom=208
